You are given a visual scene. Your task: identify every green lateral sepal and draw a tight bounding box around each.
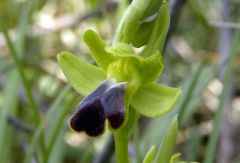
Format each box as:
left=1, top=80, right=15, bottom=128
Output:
left=130, top=83, right=181, bottom=118
left=57, top=51, right=106, bottom=96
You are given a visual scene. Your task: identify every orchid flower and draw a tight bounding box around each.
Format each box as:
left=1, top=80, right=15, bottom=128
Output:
left=58, top=29, right=181, bottom=136
left=58, top=1, right=182, bottom=162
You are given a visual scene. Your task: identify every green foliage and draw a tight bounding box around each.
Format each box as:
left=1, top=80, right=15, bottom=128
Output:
left=143, top=145, right=157, bottom=163
left=1, top=0, right=238, bottom=162
left=155, top=116, right=178, bottom=163
left=57, top=1, right=182, bottom=162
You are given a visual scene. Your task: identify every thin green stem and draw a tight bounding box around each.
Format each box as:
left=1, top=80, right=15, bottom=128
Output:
left=114, top=131, right=130, bottom=163
left=114, top=107, right=137, bottom=163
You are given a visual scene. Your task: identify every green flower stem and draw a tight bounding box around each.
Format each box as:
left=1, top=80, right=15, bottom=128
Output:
left=114, top=131, right=130, bottom=163
left=112, top=0, right=141, bottom=159
left=114, top=107, right=137, bottom=163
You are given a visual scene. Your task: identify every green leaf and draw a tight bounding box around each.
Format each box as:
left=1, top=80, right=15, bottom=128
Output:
left=140, top=51, right=163, bottom=84
left=170, top=153, right=181, bottom=163
left=155, top=116, right=178, bottom=163
left=143, top=145, right=157, bottom=163
left=83, top=29, right=115, bottom=71
left=57, top=51, right=106, bottom=96
left=130, top=83, right=181, bottom=117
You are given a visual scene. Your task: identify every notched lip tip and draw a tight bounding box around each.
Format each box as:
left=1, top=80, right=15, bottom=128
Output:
left=68, top=115, right=82, bottom=132
left=68, top=117, right=105, bottom=137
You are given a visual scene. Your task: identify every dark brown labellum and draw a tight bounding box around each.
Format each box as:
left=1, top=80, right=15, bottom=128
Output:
left=69, top=100, right=105, bottom=136
left=69, top=79, right=126, bottom=136
left=101, top=83, right=125, bottom=129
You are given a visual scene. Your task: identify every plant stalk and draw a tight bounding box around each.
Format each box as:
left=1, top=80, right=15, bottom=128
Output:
left=114, top=107, right=137, bottom=163
left=114, top=131, right=130, bottom=163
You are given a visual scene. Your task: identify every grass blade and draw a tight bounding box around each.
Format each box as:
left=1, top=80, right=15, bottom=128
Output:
left=203, top=27, right=240, bottom=163
left=23, top=85, right=71, bottom=163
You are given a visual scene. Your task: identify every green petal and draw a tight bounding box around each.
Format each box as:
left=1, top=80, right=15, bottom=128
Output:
left=105, top=43, right=135, bottom=57
left=105, top=43, right=145, bottom=65
left=57, top=51, right=106, bottom=96
left=140, top=51, right=163, bottom=84
left=155, top=116, right=178, bottom=163
left=130, top=83, right=181, bottom=117
left=83, top=29, right=115, bottom=71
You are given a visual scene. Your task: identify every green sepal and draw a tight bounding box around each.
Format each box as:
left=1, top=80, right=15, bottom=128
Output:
left=155, top=116, right=178, bottom=163
left=123, top=0, right=152, bottom=43
left=143, top=145, right=157, bottom=163
left=131, top=20, right=155, bottom=48
left=57, top=51, right=106, bottom=96
left=105, top=43, right=135, bottom=57
left=106, top=45, right=163, bottom=84
left=140, top=51, right=163, bottom=84
left=142, top=0, right=163, bottom=18
left=142, top=1, right=170, bottom=57
left=130, top=83, right=181, bottom=117
left=131, top=0, right=164, bottom=48
left=83, top=29, right=115, bottom=71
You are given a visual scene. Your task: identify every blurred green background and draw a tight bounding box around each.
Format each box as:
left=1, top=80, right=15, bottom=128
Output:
left=0, top=0, right=240, bottom=163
